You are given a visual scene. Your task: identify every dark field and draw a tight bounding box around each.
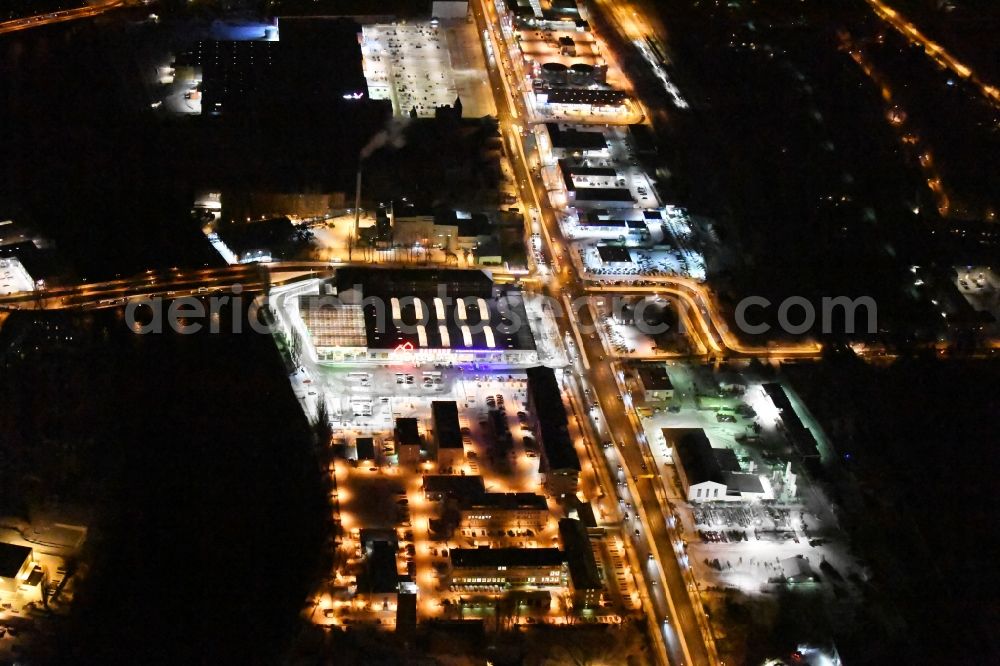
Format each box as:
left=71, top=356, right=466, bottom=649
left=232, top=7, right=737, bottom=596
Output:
left=0, top=305, right=328, bottom=663
left=786, top=354, right=1000, bottom=663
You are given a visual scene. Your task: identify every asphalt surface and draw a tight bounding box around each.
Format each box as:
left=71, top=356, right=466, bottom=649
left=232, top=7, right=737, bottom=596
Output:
left=0, top=0, right=123, bottom=36
left=469, top=0, right=713, bottom=662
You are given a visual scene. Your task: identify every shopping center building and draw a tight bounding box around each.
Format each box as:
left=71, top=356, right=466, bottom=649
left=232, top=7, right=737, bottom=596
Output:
left=297, top=268, right=539, bottom=366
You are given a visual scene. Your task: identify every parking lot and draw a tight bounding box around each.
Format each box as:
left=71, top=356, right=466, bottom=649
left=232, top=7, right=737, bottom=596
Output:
left=310, top=365, right=625, bottom=627
left=680, top=499, right=859, bottom=598
left=953, top=265, right=999, bottom=323
left=157, top=59, right=202, bottom=116
left=576, top=244, right=706, bottom=281
left=361, top=23, right=459, bottom=118
left=589, top=295, right=675, bottom=358
left=612, top=363, right=860, bottom=598
left=318, top=368, right=546, bottom=485
left=0, top=258, right=34, bottom=295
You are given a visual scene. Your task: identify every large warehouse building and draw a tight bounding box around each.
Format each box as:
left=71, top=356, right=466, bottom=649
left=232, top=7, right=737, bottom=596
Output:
left=664, top=428, right=768, bottom=503
left=297, top=268, right=539, bottom=365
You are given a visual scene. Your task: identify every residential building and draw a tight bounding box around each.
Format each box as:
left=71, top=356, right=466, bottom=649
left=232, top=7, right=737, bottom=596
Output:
left=558, top=519, right=603, bottom=608
left=396, top=417, right=422, bottom=465
left=432, top=401, right=464, bottom=468
left=526, top=367, right=580, bottom=495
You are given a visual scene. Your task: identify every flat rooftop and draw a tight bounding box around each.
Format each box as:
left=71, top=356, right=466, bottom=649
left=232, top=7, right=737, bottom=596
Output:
left=396, top=417, right=421, bottom=447
left=334, top=268, right=537, bottom=353
left=544, top=123, right=608, bottom=151
left=462, top=492, right=548, bottom=511
left=578, top=218, right=646, bottom=230
left=423, top=475, right=487, bottom=498
left=356, top=437, right=376, bottom=460
left=298, top=297, right=368, bottom=349
left=725, top=472, right=765, bottom=495
left=336, top=266, right=493, bottom=298
left=361, top=22, right=459, bottom=118
left=177, top=18, right=371, bottom=115
left=574, top=188, right=634, bottom=203
left=397, top=592, right=417, bottom=635
left=542, top=88, right=628, bottom=106
left=762, top=383, right=820, bottom=459
left=663, top=428, right=724, bottom=486
left=273, top=0, right=431, bottom=18
left=597, top=245, right=633, bottom=264
left=527, top=367, right=580, bottom=472
left=367, top=540, right=400, bottom=593
left=432, top=401, right=463, bottom=450
left=517, top=29, right=603, bottom=69
left=558, top=159, right=621, bottom=192
left=636, top=364, right=673, bottom=391
left=450, top=547, right=565, bottom=569
left=0, top=541, right=31, bottom=579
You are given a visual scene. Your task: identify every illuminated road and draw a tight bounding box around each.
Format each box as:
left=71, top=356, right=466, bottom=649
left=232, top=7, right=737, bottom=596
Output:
left=469, top=1, right=836, bottom=662
left=838, top=29, right=952, bottom=217
left=0, top=0, right=124, bottom=36
left=865, top=0, right=1000, bottom=109
left=582, top=283, right=824, bottom=360
left=0, top=263, right=330, bottom=310
left=0, top=261, right=536, bottom=311
left=0, top=3, right=993, bottom=660
left=470, top=0, right=715, bottom=663
left=2, top=1, right=987, bottom=659
left=587, top=0, right=688, bottom=121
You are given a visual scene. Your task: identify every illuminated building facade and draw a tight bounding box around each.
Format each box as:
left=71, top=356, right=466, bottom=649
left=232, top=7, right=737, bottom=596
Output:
left=665, top=428, right=767, bottom=503
left=559, top=518, right=603, bottom=608
left=298, top=268, right=539, bottom=366
left=448, top=548, right=567, bottom=592
left=0, top=542, right=41, bottom=604
left=459, top=493, right=549, bottom=532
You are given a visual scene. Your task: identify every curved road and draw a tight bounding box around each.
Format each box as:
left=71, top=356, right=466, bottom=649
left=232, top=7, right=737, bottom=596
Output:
left=0, top=0, right=123, bottom=36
